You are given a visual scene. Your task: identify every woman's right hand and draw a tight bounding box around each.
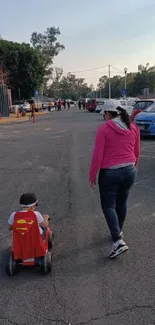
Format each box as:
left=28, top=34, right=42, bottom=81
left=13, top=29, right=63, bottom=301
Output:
left=89, top=181, right=96, bottom=189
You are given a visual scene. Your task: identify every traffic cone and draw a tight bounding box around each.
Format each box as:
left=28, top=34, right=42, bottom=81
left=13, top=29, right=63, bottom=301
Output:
left=17, top=109, right=20, bottom=118
left=33, top=112, right=36, bottom=123
left=22, top=111, right=26, bottom=117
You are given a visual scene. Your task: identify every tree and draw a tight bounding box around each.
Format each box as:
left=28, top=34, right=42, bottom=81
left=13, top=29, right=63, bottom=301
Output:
left=138, top=63, right=149, bottom=72
left=47, top=72, right=92, bottom=100
left=97, top=75, right=122, bottom=98
left=0, top=65, right=8, bottom=84
left=0, top=39, right=45, bottom=99
left=97, top=75, right=108, bottom=90
left=97, top=63, right=155, bottom=98
left=46, top=67, right=63, bottom=97
left=31, top=27, right=65, bottom=82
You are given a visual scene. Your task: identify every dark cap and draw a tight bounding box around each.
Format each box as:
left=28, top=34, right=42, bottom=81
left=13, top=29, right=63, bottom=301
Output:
left=20, top=193, right=38, bottom=207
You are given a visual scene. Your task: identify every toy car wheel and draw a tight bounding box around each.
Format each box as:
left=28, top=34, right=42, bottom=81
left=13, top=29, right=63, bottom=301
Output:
left=40, top=252, right=52, bottom=274
left=5, top=252, right=17, bottom=276
left=48, top=231, right=54, bottom=250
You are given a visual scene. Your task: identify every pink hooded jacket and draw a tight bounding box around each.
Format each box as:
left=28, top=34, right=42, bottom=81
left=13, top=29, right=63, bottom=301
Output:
left=89, top=120, right=140, bottom=183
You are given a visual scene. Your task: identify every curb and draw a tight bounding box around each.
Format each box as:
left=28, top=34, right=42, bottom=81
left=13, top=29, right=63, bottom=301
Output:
left=0, top=109, right=55, bottom=125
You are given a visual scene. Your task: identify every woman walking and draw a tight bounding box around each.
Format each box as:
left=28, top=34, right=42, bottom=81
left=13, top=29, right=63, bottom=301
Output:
left=89, top=100, right=140, bottom=258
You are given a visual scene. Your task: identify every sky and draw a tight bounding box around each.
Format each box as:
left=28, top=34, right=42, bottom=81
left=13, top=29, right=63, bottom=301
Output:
left=0, top=0, right=155, bottom=86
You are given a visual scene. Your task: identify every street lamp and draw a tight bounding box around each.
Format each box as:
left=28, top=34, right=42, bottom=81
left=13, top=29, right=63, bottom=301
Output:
left=124, top=67, right=128, bottom=94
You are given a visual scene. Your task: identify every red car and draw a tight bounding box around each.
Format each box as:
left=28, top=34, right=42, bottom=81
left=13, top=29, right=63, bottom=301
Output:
left=131, top=100, right=155, bottom=121
left=86, top=98, right=97, bottom=112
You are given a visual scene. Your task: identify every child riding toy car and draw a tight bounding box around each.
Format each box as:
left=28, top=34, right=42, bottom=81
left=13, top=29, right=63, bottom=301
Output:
left=6, top=193, right=54, bottom=276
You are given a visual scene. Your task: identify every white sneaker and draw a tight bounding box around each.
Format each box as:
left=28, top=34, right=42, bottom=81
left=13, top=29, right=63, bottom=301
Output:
left=109, top=239, right=129, bottom=259
left=120, top=231, right=123, bottom=238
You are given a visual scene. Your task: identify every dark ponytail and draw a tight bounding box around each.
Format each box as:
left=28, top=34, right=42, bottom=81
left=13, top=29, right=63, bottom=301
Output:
left=117, top=107, right=131, bottom=129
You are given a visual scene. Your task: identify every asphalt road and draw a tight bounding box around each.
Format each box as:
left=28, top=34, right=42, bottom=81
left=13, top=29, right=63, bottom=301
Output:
left=0, top=107, right=155, bottom=325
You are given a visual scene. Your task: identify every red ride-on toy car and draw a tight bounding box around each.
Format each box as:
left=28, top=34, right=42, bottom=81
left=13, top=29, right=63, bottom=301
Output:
left=5, top=210, right=54, bottom=276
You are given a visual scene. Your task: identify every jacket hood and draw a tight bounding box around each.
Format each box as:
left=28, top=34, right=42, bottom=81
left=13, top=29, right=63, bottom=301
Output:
left=106, top=119, right=136, bottom=135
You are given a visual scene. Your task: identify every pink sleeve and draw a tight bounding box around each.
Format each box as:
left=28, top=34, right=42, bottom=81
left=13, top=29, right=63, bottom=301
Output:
left=134, top=127, right=140, bottom=168
left=89, top=127, right=105, bottom=183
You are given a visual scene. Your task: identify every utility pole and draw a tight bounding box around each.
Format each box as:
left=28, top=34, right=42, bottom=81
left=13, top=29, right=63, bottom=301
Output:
left=18, top=88, right=21, bottom=100
left=108, top=65, right=111, bottom=99
left=124, top=67, right=128, bottom=97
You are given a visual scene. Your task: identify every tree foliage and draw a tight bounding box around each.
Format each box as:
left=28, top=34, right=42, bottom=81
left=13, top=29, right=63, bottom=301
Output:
left=47, top=70, right=92, bottom=100
left=0, top=26, right=64, bottom=99
left=31, top=27, right=65, bottom=81
left=0, top=39, right=45, bottom=99
left=0, top=65, right=8, bottom=84
left=97, top=63, right=155, bottom=98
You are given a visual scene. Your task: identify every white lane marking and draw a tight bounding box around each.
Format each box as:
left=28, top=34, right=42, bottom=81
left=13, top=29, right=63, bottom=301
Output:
left=38, top=165, right=53, bottom=173
left=135, top=184, right=155, bottom=191
left=140, top=154, right=155, bottom=159
left=141, top=144, right=155, bottom=150
left=12, top=130, right=21, bottom=134
left=22, top=161, right=33, bottom=168
left=45, top=127, right=51, bottom=131
left=135, top=176, right=155, bottom=185
left=47, top=135, right=62, bottom=139
left=2, top=125, right=13, bottom=128
left=59, top=129, right=67, bottom=133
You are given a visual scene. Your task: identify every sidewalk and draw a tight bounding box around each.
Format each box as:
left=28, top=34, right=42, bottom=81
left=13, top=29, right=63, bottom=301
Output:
left=0, top=109, right=55, bottom=125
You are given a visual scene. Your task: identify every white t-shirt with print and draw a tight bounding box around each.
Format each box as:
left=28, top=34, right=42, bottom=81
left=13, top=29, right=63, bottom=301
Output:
left=8, top=210, right=44, bottom=234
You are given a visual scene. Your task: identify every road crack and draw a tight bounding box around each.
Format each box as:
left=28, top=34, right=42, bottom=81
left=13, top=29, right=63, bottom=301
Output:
left=52, top=276, right=75, bottom=315
left=0, top=315, right=71, bottom=325
left=74, top=303, right=154, bottom=324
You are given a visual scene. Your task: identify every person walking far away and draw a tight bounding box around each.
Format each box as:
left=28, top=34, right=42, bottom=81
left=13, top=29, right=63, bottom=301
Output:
left=30, top=102, right=35, bottom=119
left=78, top=100, right=81, bottom=110
left=57, top=99, right=62, bottom=111
left=89, top=99, right=140, bottom=259
left=63, top=100, right=66, bottom=109
left=83, top=100, right=86, bottom=110
left=54, top=101, right=57, bottom=111
left=48, top=101, right=52, bottom=112
left=67, top=101, right=70, bottom=110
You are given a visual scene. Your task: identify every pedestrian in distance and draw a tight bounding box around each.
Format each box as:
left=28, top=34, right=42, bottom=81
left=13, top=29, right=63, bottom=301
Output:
left=30, top=103, right=35, bottom=119
left=63, top=100, right=66, bottom=109
left=67, top=101, right=70, bottom=110
left=78, top=100, right=81, bottom=110
left=48, top=101, right=52, bottom=112
left=83, top=100, right=86, bottom=110
left=89, top=99, right=140, bottom=259
left=54, top=101, right=57, bottom=111
left=57, top=99, right=62, bottom=111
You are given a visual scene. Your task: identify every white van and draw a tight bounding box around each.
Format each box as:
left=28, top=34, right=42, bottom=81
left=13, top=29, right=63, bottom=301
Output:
left=119, top=99, right=135, bottom=116
left=100, top=99, right=135, bottom=116
left=95, top=98, right=106, bottom=113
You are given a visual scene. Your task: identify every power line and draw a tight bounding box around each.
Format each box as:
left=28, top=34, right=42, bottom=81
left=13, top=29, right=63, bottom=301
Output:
left=53, top=64, right=125, bottom=75
left=53, top=65, right=108, bottom=74
left=70, top=65, right=108, bottom=73
left=111, top=65, right=124, bottom=73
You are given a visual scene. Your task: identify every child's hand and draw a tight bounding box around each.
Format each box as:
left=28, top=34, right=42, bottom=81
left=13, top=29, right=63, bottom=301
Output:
left=43, top=214, right=50, bottom=221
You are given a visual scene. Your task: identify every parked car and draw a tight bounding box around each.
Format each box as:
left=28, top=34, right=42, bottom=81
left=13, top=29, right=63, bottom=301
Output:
left=66, top=99, right=76, bottom=106
left=86, top=98, right=106, bottom=112
left=12, top=101, right=30, bottom=113
left=119, top=99, right=135, bottom=116
left=95, top=99, right=106, bottom=113
left=130, top=99, right=155, bottom=121
left=42, top=102, right=49, bottom=109
left=86, top=98, right=97, bottom=112
left=134, top=102, right=155, bottom=136
left=26, top=99, right=43, bottom=112
left=100, top=99, right=134, bottom=116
